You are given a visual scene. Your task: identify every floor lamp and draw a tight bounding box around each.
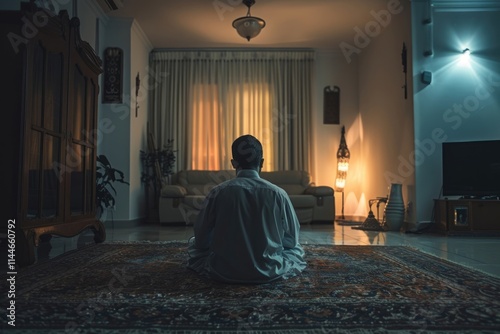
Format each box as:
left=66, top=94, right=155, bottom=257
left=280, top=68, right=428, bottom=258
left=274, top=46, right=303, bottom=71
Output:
left=335, top=126, right=354, bottom=224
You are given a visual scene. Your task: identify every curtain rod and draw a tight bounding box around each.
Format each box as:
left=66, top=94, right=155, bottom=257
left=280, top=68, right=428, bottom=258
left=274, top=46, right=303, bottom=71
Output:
left=151, top=47, right=315, bottom=53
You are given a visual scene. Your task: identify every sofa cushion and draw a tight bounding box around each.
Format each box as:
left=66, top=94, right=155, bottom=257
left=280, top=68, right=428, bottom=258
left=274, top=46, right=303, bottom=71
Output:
left=183, top=196, right=207, bottom=211
left=177, top=170, right=235, bottom=195
left=304, top=186, right=334, bottom=197
left=161, top=185, right=187, bottom=197
left=260, top=171, right=311, bottom=195
left=289, top=195, right=316, bottom=208
left=176, top=170, right=313, bottom=196
left=159, top=169, right=335, bottom=224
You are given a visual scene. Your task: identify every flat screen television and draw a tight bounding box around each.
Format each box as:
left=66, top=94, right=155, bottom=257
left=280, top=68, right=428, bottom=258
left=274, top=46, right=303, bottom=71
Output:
left=442, top=140, right=500, bottom=198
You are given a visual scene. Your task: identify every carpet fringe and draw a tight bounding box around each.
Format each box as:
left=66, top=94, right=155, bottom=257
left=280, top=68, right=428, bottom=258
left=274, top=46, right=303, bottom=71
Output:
left=105, top=240, right=190, bottom=245
left=9, top=328, right=500, bottom=334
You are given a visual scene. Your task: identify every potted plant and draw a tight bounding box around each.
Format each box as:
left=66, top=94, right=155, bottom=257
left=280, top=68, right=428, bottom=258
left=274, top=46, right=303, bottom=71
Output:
left=96, top=154, right=129, bottom=221
left=141, top=139, right=176, bottom=222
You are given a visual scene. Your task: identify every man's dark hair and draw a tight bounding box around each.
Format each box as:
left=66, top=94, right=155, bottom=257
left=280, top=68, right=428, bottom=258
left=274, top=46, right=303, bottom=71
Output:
left=231, top=135, right=263, bottom=169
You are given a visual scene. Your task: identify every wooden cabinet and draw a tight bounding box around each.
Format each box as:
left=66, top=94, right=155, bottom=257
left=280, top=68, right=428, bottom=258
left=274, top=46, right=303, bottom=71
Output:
left=434, top=199, right=500, bottom=234
left=2, top=3, right=104, bottom=266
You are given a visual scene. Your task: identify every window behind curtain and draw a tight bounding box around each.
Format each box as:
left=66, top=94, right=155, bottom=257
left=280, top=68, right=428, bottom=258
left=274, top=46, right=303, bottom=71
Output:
left=190, top=82, right=274, bottom=171
left=150, top=50, right=313, bottom=173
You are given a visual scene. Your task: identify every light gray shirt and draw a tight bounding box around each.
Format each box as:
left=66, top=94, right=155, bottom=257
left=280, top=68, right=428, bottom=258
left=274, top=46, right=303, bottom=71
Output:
left=187, top=169, right=306, bottom=283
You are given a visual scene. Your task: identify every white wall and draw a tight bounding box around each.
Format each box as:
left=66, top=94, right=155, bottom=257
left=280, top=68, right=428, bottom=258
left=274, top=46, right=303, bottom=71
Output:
left=0, top=0, right=20, bottom=10
left=412, top=0, right=500, bottom=223
left=354, top=0, right=415, bottom=224
left=129, top=21, right=153, bottom=219
left=311, top=51, right=359, bottom=218
left=97, top=17, right=153, bottom=221
left=312, top=0, right=414, bottom=222
left=97, top=18, right=132, bottom=221
left=77, top=0, right=101, bottom=48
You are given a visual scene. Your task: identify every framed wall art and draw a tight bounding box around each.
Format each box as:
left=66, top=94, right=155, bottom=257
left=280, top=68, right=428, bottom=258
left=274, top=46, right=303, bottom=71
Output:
left=102, top=47, right=123, bottom=103
left=323, top=85, right=340, bottom=124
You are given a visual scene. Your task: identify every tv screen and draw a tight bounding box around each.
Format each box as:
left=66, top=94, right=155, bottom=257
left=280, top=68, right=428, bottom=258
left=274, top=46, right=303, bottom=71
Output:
left=442, top=140, right=500, bottom=197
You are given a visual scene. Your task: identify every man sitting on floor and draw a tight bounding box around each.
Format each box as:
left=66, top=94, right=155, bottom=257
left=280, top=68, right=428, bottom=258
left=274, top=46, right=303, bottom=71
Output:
left=187, top=134, right=306, bottom=283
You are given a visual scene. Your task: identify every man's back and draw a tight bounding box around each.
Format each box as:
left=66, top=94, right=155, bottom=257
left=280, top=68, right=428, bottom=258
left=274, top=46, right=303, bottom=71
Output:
left=188, top=169, right=306, bottom=283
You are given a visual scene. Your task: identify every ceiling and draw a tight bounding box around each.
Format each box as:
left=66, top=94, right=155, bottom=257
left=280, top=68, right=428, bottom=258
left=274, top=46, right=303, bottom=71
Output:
left=106, top=0, right=392, bottom=49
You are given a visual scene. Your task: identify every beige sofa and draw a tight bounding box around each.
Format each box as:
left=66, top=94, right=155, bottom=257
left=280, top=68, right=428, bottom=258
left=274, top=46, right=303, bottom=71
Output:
left=159, top=170, right=335, bottom=225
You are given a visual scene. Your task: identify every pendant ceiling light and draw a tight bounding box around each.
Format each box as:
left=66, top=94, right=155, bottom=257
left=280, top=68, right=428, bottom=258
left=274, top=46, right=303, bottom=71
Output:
left=232, top=0, right=266, bottom=42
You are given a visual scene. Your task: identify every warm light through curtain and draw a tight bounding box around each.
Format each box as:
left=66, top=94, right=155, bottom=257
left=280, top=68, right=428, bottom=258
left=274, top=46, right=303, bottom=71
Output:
left=149, top=50, right=313, bottom=173
left=190, top=82, right=273, bottom=171
left=191, top=83, right=222, bottom=170
left=226, top=82, right=273, bottom=172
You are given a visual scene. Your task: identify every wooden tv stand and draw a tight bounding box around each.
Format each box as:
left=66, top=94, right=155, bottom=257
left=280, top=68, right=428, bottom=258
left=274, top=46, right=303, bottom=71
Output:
left=434, top=198, right=500, bottom=235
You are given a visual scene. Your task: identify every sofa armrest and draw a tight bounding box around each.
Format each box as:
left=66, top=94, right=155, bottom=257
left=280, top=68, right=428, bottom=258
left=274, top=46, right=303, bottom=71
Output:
left=161, top=185, right=187, bottom=198
left=304, top=186, right=334, bottom=197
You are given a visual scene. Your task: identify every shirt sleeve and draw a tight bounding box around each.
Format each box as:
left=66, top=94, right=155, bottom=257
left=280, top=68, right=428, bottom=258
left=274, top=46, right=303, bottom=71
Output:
left=280, top=194, right=306, bottom=275
left=281, top=195, right=304, bottom=252
left=193, top=189, right=217, bottom=250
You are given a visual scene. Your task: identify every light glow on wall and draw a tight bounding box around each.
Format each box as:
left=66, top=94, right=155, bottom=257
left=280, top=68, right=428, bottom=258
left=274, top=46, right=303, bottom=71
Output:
left=458, top=47, right=472, bottom=67
left=334, top=115, right=369, bottom=220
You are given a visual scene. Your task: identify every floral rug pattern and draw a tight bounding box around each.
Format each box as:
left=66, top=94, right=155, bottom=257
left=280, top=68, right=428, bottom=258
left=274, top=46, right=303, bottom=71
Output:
left=4, top=241, right=500, bottom=333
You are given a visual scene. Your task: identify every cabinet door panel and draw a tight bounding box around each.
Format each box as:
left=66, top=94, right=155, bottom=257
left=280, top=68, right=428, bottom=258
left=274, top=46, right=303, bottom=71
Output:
left=472, top=202, right=500, bottom=230
left=86, top=147, right=96, bottom=213
left=26, top=132, right=63, bottom=220
left=68, top=64, right=97, bottom=219
left=71, top=65, right=87, bottom=141
left=31, top=43, right=44, bottom=127
left=69, top=143, right=84, bottom=216
left=25, top=35, right=67, bottom=223
left=41, top=135, right=62, bottom=219
left=27, top=131, right=42, bottom=219
left=447, top=201, right=472, bottom=231
left=45, top=52, right=64, bottom=133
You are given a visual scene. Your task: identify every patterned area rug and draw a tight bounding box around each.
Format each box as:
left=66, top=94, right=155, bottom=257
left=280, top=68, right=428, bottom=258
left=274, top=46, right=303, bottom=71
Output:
left=3, top=241, right=500, bottom=333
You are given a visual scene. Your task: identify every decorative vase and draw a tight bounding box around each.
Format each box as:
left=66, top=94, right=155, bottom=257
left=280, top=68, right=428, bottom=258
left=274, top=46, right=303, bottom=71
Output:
left=384, top=183, right=405, bottom=231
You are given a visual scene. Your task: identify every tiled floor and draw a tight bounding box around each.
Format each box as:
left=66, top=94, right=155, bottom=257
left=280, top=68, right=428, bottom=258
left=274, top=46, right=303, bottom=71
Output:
left=36, top=220, right=500, bottom=278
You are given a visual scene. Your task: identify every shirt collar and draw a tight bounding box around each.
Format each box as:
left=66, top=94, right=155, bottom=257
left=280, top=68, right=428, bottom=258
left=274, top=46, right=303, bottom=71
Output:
left=236, top=169, right=260, bottom=179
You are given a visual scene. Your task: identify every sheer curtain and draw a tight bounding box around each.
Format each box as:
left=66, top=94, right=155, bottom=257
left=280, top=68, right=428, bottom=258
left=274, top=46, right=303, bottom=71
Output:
left=149, top=50, right=314, bottom=172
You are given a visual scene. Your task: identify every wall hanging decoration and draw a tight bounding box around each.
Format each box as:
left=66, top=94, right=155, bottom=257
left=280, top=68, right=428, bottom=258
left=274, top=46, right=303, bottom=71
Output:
left=401, top=42, right=408, bottom=99
left=102, top=47, right=123, bottom=103
left=135, top=72, right=140, bottom=117
left=323, top=85, right=340, bottom=124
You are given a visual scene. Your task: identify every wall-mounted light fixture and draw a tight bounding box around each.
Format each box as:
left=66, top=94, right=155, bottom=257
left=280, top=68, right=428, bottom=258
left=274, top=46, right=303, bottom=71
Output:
left=458, top=47, right=471, bottom=67
left=232, top=0, right=266, bottom=41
